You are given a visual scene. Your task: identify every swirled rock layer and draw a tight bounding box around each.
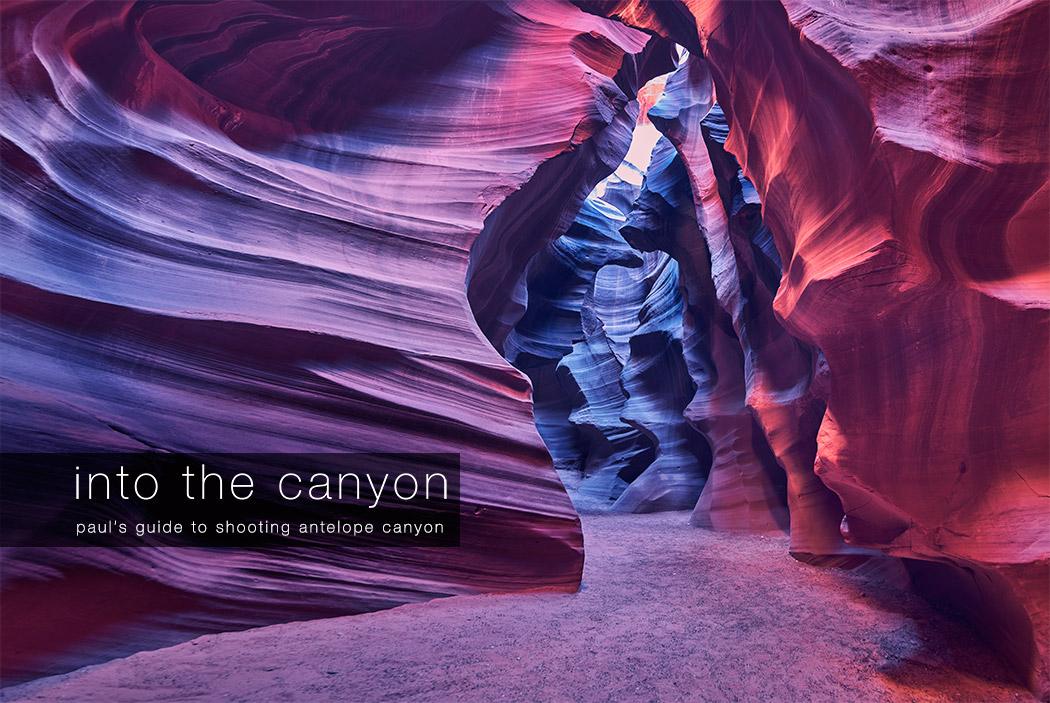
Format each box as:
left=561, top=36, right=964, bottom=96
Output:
left=0, top=0, right=670, bottom=682
left=579, top=0, right=1050, bottom=696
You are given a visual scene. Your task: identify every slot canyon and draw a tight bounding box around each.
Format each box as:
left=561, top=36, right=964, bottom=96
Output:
left=1, top=1, right=1047, bottom=701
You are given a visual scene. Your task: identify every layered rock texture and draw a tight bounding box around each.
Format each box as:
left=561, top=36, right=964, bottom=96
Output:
left=0, top=0, right=673, bottom=682
left=576, top=0, right=1049, bottom=696
left=504, top=163, right=715, bottom=512
left=2, top=0, right=1048, bottom=698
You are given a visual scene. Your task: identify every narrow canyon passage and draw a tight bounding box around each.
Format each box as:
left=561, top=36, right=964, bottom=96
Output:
left=1, top=1, right=1045, bottom=699
left=5, top=510, right=1035, bottom=703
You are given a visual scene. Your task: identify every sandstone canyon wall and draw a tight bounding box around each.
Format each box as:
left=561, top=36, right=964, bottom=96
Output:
left=2, top=0, right=1047, bottom=697
left=576, top=0, right=1049, bottom=696
left=0, top=0, right=673, bottom=682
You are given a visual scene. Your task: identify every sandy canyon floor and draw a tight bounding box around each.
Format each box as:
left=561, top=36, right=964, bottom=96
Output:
left=3, top=511, right=1037, bottom=703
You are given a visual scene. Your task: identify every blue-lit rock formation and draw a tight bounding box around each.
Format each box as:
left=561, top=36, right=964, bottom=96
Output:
left=505, top=169, right=712, bottom=512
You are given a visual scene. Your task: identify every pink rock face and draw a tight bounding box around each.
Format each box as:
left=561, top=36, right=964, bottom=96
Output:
left=3, top=0, right=1048, bottom=696
left=580, top=0, right=1049, bottom=696
left=646, top=55, right=853, bottom=556
left=0, top=0, right=668, bottom=682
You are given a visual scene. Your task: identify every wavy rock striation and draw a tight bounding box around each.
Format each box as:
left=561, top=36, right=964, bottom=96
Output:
left=593, top=249, right=712, bottom=511
left=623, top=118, right=790, bottom=532
left=645, top=55, right=856, bottom=554
left=502, top=188, right=648, bottom=486
left=505, top=165, right=713, bottom=512
left=0, top=0, right=672, bottom=682
left=579, top=0, right=1050, bottom=696
left=4, top=0, right=1047, bottom=695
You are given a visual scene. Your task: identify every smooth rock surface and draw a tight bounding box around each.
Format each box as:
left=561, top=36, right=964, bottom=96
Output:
left=0, top=0, right=667, bottom=682
left=578, top=0, right=1050, bottom=695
